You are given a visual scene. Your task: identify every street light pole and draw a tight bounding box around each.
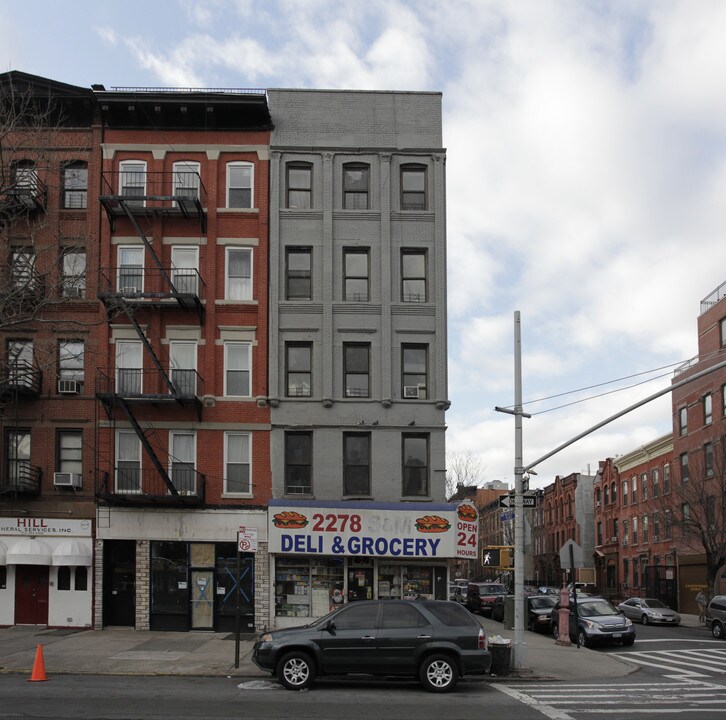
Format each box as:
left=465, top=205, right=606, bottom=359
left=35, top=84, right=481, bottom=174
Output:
left=495, top=311, right=530, bottom=670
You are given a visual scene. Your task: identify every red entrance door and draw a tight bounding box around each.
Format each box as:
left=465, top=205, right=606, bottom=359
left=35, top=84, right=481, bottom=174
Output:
left=15, top=565, right=49, bottom=625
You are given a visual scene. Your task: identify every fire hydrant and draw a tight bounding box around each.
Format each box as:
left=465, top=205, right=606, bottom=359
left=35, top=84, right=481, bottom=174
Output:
left=556, top=585, right=571, bottom=646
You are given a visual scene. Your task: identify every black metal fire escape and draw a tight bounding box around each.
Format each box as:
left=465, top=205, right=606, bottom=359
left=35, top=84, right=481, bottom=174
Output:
left=96, top=170, right=207, bottom=505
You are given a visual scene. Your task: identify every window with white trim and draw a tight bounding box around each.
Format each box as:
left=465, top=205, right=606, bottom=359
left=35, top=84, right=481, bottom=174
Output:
left=117, top=246, right=144, bottom=293
left=226, top=247, right=252, bottom=300
left=116, top=430, right=141, bottom=493
left=225, top=432, right=251, bottom=494
left=172, top=160, right=200, bottom=201
left=224, top=342, right=251, bottom=397
left=119, top=160, right=146, bottom=206
left=169, top=431, right=196, bottom=494
left=226, top=162, right=253, bottom=208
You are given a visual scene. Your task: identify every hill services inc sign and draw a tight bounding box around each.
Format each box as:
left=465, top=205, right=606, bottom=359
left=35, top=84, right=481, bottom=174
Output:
left=268, top=500, right=478, bottom=560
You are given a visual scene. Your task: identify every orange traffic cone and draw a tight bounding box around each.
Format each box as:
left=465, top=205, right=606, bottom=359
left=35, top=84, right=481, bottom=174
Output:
left=27, top=644, right=48, bottom=682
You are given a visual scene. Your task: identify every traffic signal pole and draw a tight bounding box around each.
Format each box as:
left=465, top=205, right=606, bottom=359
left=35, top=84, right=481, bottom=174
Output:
left=494, top=310, right=530, bottom=670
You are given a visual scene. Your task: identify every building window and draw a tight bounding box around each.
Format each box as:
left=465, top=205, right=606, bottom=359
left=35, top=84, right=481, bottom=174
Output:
left=343, top=163, right=369, bottom=209
left=704, top=442, right=714, bottom=478
left=622, top=480, right=628, bottom=506
left=663, top=464, right=671, bottom=494
left=402, top=434, right=429, bottom=497
left=622, top=519, right=629, bottom=545
left=641, top=473, right=648, bottom=501
left=10, top=248, right=35, bottom=290
left=286, top=342, right=312, bottom=397
left=402, top=344, right=427, bottom=399
left=225, top=433, right=251, bottom=494
left=226, top=247, right=252, bottom=300
left=664, top=509, right=672, bottom=539
left=61, top=248, right=86, bottom=298
left=344, top=433, right=370, bottom=496
left=115, top=340, right=142, bottom=395
left=287, top=163, right=312, bottom=209
left=226, top=161, right=253, bottom=208
left=172, top=160, right=200, bottom=201
left=678, top=406, right=687, bottom=436
left=285, top=248, right=312, bottom=300
left=57, top=430, right=82, bottom=476
left=603, top=484, right=609, bottom=504
left=652, top=468, right=660, bottom=498
left=224, top=342, right=251, bottom=397
left=723, top=384, right=726, bottom=418
left=704, top=393, right=713, bottom=425
left=285, top=432, right=312, bottom=494
left=13, top=159, right=38, bottom=191
left=721, top=317, right=726, bottom=347
left=116, top=430, right=141, bottom=493
left=682, top=503, right=691, bottom=522
left=642, top=515, right=649, bottom=543
left=631, top=475, right=637, bottom=503
left=653, top=512, right=660, bottom=541
left=6, top=429, right=31, bottom=489
left=7, top=340, right=33, bottom=386
left=344, top=343, right=370, bottom=398
left=169, top=340, right=197, bottom=396
left=169, top=431, right=196, bottom=493
left=401, top=250, right=427, bottom=302
left=0, top=566, right=6, bottom=590
left=58, top=566, right=72, bottom=591
left=117, top=246, right=144, bottom=293
left=611, top=482, right=617, bottom=504
left=170, top=246, right=198, bottom=295
left=59, top=340, right=84, bottom=388
left=680, top=452, right=689, bottom=483
left=75, top=567, right=88, bottom=591
left=119, top=160, right=146, bottom=206
left=62, top=161, right=88, bottom=209
left=343, top=249, right=369, bottom=301
left=401, top=164, right=427, bottom=210
left=632, top=517, right=638, bottom=545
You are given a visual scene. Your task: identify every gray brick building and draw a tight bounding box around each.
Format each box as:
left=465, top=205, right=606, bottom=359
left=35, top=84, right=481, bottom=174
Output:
left=265, top=89, right=456, bottom=627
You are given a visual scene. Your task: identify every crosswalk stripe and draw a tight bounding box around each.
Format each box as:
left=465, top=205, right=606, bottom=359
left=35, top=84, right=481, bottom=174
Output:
left=611, top=648, right=726, bottom=675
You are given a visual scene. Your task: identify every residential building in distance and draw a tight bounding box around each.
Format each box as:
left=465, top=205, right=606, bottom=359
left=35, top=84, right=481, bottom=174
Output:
left=0, top=72, right=100, bottom=628
left=265, top=90, right=453, bottom=627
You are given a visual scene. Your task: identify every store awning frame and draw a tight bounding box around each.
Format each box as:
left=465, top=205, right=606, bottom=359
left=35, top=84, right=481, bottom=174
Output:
left=5, top=538, right=53, bottom=565
left=51, top=539, right=92, bottom=566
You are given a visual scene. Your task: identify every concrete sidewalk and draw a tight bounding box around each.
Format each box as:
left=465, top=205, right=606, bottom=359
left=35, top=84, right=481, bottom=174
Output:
left=0, top=614, right=706, bottom=682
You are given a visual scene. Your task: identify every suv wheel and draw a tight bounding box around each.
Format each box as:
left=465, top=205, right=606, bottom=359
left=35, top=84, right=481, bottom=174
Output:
left=552, top=624, right=560, bottom=640
left=419, top=654, right=459, bottom=693
left=712, top=621, right=725, bottom=640
left=577, top=629, right=590, bottom=648
left=277, top=651, right=316, bottom=691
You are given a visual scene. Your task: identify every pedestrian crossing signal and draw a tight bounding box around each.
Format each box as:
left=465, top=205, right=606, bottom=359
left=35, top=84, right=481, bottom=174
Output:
left=482, top=548, right=501, bottom=567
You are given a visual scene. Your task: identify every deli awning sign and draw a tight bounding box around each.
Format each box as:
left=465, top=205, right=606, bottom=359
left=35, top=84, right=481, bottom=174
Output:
left=238, top=526, right=258, bottom=553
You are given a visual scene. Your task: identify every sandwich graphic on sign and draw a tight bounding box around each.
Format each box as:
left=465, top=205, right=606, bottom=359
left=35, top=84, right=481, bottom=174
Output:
left=456, top=504, right=477, bottom=522
left=272, top=511, right=309, bottom=529
left=414, top=515, right=451, bottom=533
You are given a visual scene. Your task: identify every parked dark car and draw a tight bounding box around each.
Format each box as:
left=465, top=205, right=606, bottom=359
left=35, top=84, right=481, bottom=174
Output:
left=706, top=595, right=726, bottom=640
left=466, top=582, right=507, bottom=616
left=617, top=597, right=680, bottom=625
left=252, top=599, right=491, bottom=692
left=491, top=594, right=557, bottom=632
left=551, top=596, right=635, bottom=648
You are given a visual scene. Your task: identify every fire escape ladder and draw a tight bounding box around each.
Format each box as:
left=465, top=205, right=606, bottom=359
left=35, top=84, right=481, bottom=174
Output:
left=120, top=303, right=176, bottom=396
left=117, top=397, right=178, bottom=496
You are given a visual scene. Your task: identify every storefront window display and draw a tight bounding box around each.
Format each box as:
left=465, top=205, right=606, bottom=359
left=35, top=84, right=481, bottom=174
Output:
left=276, top=557, right=344, bottom=618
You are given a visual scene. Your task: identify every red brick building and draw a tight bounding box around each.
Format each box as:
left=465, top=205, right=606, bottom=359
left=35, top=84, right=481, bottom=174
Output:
left=0, top=72, right=101, bottom=627
left=91, top=86, right=273, bottom=631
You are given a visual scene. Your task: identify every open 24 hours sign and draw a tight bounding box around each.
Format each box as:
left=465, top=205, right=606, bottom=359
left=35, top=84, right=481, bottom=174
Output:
left=268, top=500, right=478, bottom=559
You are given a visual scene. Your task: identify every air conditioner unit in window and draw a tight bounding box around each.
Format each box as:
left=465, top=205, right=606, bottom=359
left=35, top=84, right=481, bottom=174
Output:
left=403, top=385, right=420, bottom=399
left=119, top=286, right=139, bottom=295
left=58, top=379, right=80, bottom=394
left=53, top=472, right=82, bottom=488
left=622, top=539, right=629, bottom=547
left=595, top=501, right=601, bottom=508
left=611, top=536, right=618, bottom=543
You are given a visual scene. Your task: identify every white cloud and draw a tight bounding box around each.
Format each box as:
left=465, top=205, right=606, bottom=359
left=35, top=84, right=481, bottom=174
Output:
left=95, top=26, right=119, bottom=47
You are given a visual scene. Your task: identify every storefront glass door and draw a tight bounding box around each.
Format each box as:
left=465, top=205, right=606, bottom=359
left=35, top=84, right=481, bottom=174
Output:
left=191, top=570, right=214, bottom=629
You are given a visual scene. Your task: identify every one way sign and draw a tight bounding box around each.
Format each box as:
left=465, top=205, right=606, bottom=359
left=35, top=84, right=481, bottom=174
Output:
left=499, top=494, right=537, bottom=508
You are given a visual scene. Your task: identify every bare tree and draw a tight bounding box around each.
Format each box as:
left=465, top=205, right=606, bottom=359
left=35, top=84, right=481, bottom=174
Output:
left=645, top=433, right=726, bottom=602
left=445, top=450, right=484, bottom=500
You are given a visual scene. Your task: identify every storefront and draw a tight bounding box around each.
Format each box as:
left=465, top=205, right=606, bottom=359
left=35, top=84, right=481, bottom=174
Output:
left=0, top=517, right=93, bottom=628
left=97, top=508, right=267, bottom=632
left=268, top=499, right=479, bottom=628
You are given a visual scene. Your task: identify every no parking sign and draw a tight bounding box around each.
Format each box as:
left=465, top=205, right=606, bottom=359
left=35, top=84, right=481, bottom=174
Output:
left=238, top=526, right=258, bottom=552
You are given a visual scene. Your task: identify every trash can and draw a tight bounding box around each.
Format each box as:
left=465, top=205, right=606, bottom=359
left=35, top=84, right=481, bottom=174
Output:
left=489, top=639, right=512, bottom=676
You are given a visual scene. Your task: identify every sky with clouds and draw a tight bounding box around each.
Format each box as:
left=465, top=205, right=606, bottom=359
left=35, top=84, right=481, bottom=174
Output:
left=2, top=0, right=725, bottom=488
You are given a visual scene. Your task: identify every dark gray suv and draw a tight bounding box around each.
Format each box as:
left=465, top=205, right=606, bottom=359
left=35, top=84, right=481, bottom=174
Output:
left=252, top=599, right=491, bottom=692
left=706, top=595, right=726, bottom=640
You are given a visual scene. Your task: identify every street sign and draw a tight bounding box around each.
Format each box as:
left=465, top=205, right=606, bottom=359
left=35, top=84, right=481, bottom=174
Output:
left=238, top=526, right=258, bottom=552
left=500, top=510, right=515, bottom=522
left=499, top=494, right=537, bottom=508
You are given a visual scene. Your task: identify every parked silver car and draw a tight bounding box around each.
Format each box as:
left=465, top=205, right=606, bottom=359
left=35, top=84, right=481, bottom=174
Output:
left=617, top=597, right=681, bottom=626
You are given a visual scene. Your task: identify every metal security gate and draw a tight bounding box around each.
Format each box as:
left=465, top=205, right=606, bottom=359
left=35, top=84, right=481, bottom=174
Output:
left=644, top=565, right=678, bottom=610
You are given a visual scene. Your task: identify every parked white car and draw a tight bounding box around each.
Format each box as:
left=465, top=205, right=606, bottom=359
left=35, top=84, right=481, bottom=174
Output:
left=617, top=597, right=681, bottom=625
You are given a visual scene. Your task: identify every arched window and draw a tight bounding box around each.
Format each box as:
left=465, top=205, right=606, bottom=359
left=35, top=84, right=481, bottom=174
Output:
left=58, top=566, right=71, bottom=591
left=611, top=482, right=617, bottom=504
left=604, top=484, right=609, bottom=504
